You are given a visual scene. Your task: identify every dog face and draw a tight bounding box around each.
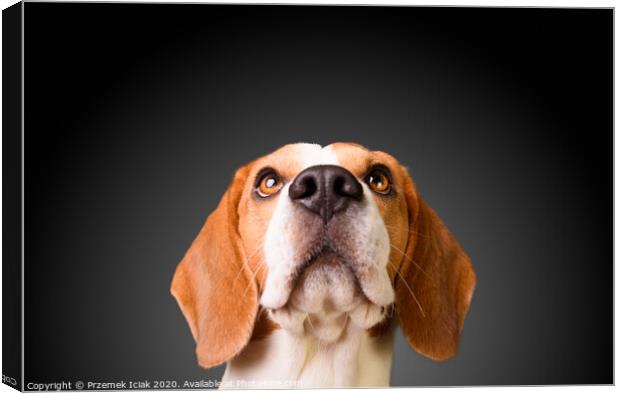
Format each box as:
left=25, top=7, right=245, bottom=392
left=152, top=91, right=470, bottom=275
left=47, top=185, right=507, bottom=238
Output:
left=171, top=142, right=476, bottom=368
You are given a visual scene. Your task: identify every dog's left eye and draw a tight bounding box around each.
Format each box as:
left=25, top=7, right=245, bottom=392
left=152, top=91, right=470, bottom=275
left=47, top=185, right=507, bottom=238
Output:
left=256, top=172, right=283, bottom=198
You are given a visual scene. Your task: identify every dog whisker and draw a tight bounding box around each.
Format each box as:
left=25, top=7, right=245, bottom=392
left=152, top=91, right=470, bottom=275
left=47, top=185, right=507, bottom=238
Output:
left=305, top=313, right=315, bottom=331
left=389, top=243, right=434, bottom=283
left=387, top=260, right=425, bottom=318
left=243, top=262, right=267, bottom=298
left=233, top=234, right=266, bottom=285
left=383, top=223, right=432, bottom=240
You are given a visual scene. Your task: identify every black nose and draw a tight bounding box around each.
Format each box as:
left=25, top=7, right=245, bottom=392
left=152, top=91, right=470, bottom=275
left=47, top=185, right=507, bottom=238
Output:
left=289, top=165, right=363, bottom=222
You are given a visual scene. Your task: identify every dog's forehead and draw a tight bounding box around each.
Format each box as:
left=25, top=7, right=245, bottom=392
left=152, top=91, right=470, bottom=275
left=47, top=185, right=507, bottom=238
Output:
left=328, top=142, right=377, bottom=175
left=257, top=142, right=376, bottom=178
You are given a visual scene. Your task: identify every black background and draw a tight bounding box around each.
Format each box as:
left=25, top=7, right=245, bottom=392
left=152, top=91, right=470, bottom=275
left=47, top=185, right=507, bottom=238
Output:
left=23, top=3, right=612, bottom=387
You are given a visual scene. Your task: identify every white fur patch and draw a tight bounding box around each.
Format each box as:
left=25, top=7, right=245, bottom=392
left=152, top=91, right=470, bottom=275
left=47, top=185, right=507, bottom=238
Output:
left=260, top=182, right=297, bottom=309
left=222, top=326, right=395, bottom=388
left=295, top=143, right=340, bottom=168
left=260, top=143, right=343, bottom=309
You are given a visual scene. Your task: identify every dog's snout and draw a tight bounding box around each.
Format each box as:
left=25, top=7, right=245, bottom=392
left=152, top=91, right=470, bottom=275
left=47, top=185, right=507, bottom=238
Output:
left=289, top=165, right=363, bottom=222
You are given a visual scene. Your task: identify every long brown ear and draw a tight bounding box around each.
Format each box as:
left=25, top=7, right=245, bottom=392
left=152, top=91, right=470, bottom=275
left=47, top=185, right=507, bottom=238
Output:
left=395, top=169, right=476, bottom=361
left=170, top=166, right=258, bottom=368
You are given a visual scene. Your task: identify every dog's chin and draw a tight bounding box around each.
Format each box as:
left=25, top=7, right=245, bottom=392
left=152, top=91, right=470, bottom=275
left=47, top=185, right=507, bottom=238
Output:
left=267, top=251, right=390, bottom=343
left=290, top=250, right=363, bottom=314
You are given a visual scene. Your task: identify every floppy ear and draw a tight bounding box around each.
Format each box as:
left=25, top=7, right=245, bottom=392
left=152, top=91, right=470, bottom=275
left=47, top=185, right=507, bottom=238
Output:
left=170, top=166, right=258, bottom=368
left=394, top=169, right=476, bottom=361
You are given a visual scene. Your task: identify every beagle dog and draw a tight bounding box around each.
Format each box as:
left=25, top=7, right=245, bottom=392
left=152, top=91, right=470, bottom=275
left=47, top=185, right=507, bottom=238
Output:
left=171, top=142, right=476, bottom=388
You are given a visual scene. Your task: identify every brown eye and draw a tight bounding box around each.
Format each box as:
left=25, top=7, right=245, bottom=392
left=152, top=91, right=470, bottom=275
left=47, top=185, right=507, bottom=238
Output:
left=365, top=169, right=391, bottom=194
left=257, top=172, right=283, bottom=197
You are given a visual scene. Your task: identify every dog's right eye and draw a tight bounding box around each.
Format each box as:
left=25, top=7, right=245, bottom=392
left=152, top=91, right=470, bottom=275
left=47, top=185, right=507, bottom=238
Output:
left=256, top=171, right=283, bottom=198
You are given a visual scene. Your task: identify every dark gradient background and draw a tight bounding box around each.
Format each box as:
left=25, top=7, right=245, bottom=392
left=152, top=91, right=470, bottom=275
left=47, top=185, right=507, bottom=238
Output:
left=23, top=3, right=612, bottom=388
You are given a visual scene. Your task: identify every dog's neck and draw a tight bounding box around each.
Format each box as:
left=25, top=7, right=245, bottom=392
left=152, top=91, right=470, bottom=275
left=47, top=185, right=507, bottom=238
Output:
left=221, top=322, right=395, bottom=388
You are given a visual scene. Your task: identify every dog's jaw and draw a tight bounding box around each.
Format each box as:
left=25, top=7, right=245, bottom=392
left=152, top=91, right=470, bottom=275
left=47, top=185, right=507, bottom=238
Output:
left=268, top=251, right=387, bottom=343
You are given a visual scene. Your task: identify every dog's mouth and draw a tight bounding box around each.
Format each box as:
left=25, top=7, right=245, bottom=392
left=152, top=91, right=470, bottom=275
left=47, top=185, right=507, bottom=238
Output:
left=282, top=243, right=371, bottom=315
left=260, top=228, right=395, bottom=315
left=293, top=244, right=359, bottom=284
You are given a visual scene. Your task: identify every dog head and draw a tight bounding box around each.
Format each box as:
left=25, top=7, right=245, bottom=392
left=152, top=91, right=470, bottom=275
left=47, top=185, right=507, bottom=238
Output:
left=171, top=142, right=476, bottom=368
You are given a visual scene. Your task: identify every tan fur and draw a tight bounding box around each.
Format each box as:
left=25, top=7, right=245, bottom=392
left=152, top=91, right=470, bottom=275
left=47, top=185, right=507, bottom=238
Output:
left=170, top=165, right=259, bottom=368
left=394, top=163, right=476, bottom=360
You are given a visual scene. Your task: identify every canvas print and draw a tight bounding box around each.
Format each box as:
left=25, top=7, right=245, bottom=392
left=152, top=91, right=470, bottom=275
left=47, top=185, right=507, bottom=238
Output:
left=1, top=2, right=612, bottom=391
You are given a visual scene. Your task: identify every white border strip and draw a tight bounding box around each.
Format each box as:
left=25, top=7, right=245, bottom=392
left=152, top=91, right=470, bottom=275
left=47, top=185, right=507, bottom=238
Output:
left=9, top=0, right=619, bottom=6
